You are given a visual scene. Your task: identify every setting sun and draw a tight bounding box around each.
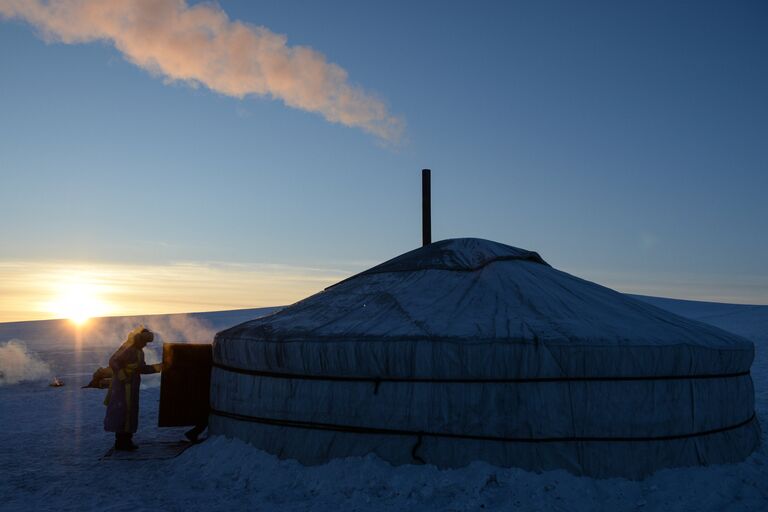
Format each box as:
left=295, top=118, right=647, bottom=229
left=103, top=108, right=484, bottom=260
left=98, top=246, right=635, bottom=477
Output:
left=46, top=280, right=110, bottom=326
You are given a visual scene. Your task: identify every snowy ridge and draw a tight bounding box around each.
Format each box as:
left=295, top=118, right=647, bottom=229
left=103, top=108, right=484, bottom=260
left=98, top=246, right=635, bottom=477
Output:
left=633, top=295, right=768, bottom=343
left=0, top=307, right=281, bottom=351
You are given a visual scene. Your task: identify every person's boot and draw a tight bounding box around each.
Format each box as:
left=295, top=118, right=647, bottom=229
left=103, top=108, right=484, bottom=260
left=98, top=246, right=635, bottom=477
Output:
left=114, top=433, right=128, bottom=450
left=114, top=433, right=138, bottom=451
left=123, top=433, right=139, bottom=450
left=114, top=434, right=126, bottom=451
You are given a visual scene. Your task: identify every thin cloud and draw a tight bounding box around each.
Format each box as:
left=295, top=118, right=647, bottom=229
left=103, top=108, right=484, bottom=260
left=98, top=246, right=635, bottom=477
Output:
left=0, top=0, right=404, bottom=141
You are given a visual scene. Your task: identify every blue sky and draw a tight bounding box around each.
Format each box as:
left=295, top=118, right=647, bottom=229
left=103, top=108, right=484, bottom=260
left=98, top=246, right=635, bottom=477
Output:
left=1, top=0, right=767, bottom=321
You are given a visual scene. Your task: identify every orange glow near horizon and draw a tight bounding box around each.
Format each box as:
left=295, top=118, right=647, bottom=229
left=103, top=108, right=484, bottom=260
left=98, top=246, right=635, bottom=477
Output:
left=0, top=260, right=766, bottom=324
left=0, top=260, right=348, bottom=323
left=46, top=280, right=111, bottom=326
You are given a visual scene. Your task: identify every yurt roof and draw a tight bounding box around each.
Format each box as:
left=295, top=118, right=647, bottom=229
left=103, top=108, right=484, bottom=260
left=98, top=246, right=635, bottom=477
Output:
left=217, top=238, right=751, bottom=351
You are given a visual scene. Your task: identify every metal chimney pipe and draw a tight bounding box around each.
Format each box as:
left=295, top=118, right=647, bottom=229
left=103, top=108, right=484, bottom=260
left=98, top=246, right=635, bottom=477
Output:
left=422, top=169, right=431, bottom=246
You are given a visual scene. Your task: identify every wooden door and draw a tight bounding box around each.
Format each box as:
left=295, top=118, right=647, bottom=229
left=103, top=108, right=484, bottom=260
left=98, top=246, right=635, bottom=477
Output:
left=158, top=343, right=212, bottom=427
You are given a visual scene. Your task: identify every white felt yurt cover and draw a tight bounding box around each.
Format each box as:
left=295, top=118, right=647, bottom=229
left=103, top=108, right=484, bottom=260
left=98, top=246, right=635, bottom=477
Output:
left=210, top=238, right=759, bottom=478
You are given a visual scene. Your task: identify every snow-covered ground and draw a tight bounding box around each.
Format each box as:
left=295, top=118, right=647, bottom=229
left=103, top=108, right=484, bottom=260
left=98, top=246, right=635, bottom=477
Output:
left=1, top=299, right=766, bottom=511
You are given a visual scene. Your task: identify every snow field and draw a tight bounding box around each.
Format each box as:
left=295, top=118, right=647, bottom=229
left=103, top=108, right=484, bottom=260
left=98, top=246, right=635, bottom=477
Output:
left=1, top=299, right=766, bottom=511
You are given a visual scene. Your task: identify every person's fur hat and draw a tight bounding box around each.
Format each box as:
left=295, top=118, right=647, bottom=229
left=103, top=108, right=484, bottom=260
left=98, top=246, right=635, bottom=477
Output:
left=128, top=325, right=154, bottom=345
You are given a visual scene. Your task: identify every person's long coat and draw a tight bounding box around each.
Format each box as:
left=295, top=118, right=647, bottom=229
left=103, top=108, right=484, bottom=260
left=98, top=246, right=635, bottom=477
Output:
left=103, top=334, right=160, bottom=434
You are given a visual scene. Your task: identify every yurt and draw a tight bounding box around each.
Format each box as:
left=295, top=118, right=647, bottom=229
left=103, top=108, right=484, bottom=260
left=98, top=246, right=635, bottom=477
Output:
left=210, top=238, right=759, bottom=478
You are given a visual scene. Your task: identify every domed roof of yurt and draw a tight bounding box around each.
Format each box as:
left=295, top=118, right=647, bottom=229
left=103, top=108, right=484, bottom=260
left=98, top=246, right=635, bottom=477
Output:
left=210, top=238, right=759, bottom=478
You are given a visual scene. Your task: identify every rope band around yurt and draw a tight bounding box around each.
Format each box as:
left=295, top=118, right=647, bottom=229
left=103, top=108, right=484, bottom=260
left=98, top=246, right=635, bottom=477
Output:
left=209, top=408, right=757, bottom=444
left=212, top=362, right=750, bottom=390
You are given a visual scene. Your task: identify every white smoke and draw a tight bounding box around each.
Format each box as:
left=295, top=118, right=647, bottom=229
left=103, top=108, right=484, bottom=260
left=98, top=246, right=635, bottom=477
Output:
left=0, top=339, right=52, bottom=386
left=146, top=313, right=216, bottom=345
left=0, top=0, right=403, bottom=141
left=78, top=314, right=215, bottom=387
left=78, top=313, right=215, bottom=365
left=129, top=315, right=215, bottom=387
left=142, top=314, right=216, bottom=365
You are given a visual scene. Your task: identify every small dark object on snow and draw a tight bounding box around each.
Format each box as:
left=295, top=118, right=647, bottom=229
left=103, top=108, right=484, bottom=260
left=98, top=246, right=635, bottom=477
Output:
left=184, top=419, right=208, bottom=443
left=82, top=366, right=113, bottom=389
left=49, top=376, right=64, bottom=387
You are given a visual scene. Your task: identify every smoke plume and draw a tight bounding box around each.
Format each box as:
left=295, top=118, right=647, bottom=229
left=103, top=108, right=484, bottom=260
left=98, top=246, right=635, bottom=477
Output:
left=84, top=314, right=216, bottom=348
left=76, top=314, right=217, bottom=387
left=0, top=340, right=52, bottom=386
left=0, top=0, right=403, bottom=140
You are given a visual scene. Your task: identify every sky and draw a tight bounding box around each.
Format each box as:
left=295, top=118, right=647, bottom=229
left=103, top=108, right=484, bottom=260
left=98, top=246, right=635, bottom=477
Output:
left=0, top=0, right=767, bottom=322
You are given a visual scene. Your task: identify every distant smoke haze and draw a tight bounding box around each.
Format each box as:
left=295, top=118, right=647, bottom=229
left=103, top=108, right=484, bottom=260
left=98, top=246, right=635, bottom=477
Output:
left=0, top=0, right=403, bottom=141
left=81, top=314, right=216, bottom=387
left=0, top=340, right=51, bottom=386
left=84, top=313, right=217, bottom=352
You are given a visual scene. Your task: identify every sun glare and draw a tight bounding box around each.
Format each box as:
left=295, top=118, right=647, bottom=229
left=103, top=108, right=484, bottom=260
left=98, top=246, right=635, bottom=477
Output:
left=47, top=280, right=110, bottom=326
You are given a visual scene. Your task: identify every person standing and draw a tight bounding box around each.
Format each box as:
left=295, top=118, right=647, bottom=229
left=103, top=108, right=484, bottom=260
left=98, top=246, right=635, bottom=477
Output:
left=103, top=326, right=162, bottom=451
